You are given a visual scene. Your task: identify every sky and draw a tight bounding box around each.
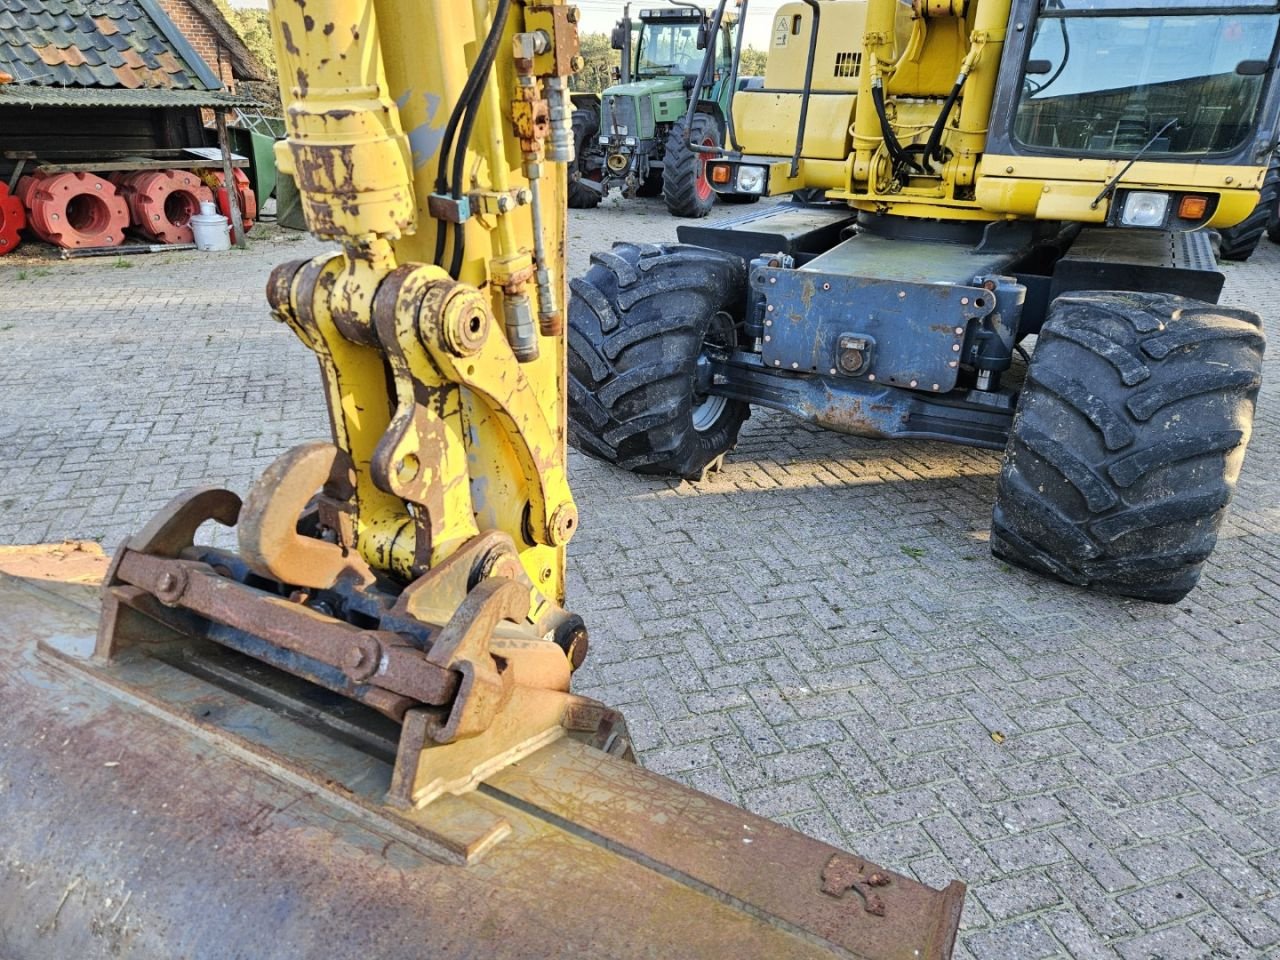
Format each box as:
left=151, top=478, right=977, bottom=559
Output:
left=225, top=0, right=777, bottom=49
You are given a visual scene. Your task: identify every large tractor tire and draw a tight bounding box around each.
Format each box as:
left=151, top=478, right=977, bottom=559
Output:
left=567, top=242, right=750, bottom=479
left=992, top=291, right=1264, bottom=603
left=569, top=108, right=602, bottom=210
left=1268, top=193, right=1280, bottom=245
left=1217, top=161, right=1279, bottom=261
left=662, top=114, right=721, bottom=219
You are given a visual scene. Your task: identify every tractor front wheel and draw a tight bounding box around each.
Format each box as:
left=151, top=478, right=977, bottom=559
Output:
left=662, top=114, right=720, bottom=219
left=568, top=108, right=602, bottom=210
left=567, top=242, right=750, bottom=479
left=992, top=291, right=1264, bottom=603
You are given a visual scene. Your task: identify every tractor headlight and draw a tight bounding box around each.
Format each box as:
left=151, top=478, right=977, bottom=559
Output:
left=598, top=136, right=609, bottom=145
left=1120, top=192, right=1170, bottom=228
left=624, top=136, right=637, bottom=147
left=735, top=165, right=767, bottom=195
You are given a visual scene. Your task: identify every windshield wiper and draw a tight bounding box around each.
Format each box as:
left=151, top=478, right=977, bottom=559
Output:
left=1091, top=117, right=1180, bottom=210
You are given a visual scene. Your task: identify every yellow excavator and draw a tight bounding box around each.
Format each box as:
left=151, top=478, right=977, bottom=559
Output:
left=0, top=1, right=964, bottom=957
left=570, top=0, right=1275, bottom=603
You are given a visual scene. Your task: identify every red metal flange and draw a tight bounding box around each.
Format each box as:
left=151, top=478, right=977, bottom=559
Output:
left=15, top=174, right=39, bottom=210
left=204, top=169, right=257, bottom=232
left=117, top=170, right=213, bottom=244
left=0, top=181, right=25, bottom=255
left=25, top=172, right=129, bottom=249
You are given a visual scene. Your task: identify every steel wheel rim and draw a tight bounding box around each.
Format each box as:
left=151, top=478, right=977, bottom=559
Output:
left=693, top=311, right=733, bottom=433
left=694, top=135, right=716, bottom=201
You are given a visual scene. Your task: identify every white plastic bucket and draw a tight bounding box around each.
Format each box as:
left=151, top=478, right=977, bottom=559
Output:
left=191, top=201, right=231, bottom=252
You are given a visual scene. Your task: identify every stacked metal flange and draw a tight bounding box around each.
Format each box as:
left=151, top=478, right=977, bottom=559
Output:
left=0, top=181, right=24, bottom=255
left=115, top=169, right=213, bottom=245
left=20, top=171, right=128, bottom=249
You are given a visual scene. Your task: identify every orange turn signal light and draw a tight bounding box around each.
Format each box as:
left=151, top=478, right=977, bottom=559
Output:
left=1178, top=195, right=1208, bottom=220
left=710, top=164, right=731, bottom=184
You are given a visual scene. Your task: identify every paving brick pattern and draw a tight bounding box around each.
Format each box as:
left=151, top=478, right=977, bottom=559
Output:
left=2, top=198, right=1278, bottom=958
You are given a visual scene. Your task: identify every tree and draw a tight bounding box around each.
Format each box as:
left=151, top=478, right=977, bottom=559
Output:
left=575, top=32, right=620, bottom=94
left=737, top=46, right=767, bottom=81
left=229, top=8, right=277, bottom=80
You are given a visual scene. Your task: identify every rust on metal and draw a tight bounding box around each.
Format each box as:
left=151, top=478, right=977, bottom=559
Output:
left=236, top=441, right=373, bottom=590
left=107, top=551, right=459, bottom=720
left=4, top=573, right=963, bottom=959
left=422, top=578, right=525, bottom=743
left=486, top=738, right=967, bottom=960
left=821, top=853, right=891, bottom=917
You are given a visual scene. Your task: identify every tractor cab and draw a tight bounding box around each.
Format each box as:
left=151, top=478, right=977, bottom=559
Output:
left=630, top=7, right=729, bottom=85
left=567, top=3, right=738, bottom=213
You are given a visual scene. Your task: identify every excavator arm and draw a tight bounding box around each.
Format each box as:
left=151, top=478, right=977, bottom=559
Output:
left=0, top=1, right=966, bottom=956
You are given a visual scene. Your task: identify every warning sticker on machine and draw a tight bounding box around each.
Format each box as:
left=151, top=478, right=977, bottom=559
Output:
left=774, top=16, right=789, bottom=46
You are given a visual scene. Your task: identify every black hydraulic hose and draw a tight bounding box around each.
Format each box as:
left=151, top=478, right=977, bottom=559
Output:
left=449, top=6, right=510, bottom=280
left=433, top=0, right=512, bottom=269
left=450, top=0, right=513, bottom=204
left=871, top=77, right=910, bottom=174
left=435, top=0, right=511, bottom=198
left=789, top=0, right=820, bottom=178
left=922, top=72, right=967, bottom=171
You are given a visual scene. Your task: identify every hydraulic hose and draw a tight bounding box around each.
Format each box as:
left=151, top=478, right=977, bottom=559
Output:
left=433, top=0, right=512, bottom=269
left=872, top=76, right=919, bottom=175
left=922, top=72, right=967, bottom=171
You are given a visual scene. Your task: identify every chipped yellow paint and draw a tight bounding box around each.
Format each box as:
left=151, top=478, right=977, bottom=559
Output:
left=268, top=0, right=578, bottom=603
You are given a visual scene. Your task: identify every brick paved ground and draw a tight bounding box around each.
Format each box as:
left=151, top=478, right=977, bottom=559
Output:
left=2, top=199, right=1278, bottom=959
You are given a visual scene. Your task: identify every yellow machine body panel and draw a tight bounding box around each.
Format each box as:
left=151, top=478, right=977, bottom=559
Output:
left=976, top=157, right=1267, bottom=227
left=736, top=0, right=1271, bottom=230
left=733, top=1, right=864, bottom=159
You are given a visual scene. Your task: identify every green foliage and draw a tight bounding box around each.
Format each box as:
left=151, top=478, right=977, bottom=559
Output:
left=229, top=7, right=278, bottom=78
left=737, top=46, right=768, bottom=81
left=575, top=32, right=620, bottom=94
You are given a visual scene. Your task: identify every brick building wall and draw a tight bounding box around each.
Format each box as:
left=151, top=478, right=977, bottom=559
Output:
left=156, top=0, right=236, bottom=87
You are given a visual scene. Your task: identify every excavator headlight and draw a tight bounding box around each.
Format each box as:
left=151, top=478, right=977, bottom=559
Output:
left=735, top=165, right=767, bottom=195
left=1120, top=192, right=1170, bottom=228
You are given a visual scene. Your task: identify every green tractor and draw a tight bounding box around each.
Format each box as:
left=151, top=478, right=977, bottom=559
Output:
left=569, top=2, right=753, bottom=217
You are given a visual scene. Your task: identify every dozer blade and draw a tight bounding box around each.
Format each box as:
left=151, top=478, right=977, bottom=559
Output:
left=0, top=556, right=964, bottom=960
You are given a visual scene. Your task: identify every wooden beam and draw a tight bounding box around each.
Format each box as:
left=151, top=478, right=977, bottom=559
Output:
left=215, top=110, right=247, bottom=250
